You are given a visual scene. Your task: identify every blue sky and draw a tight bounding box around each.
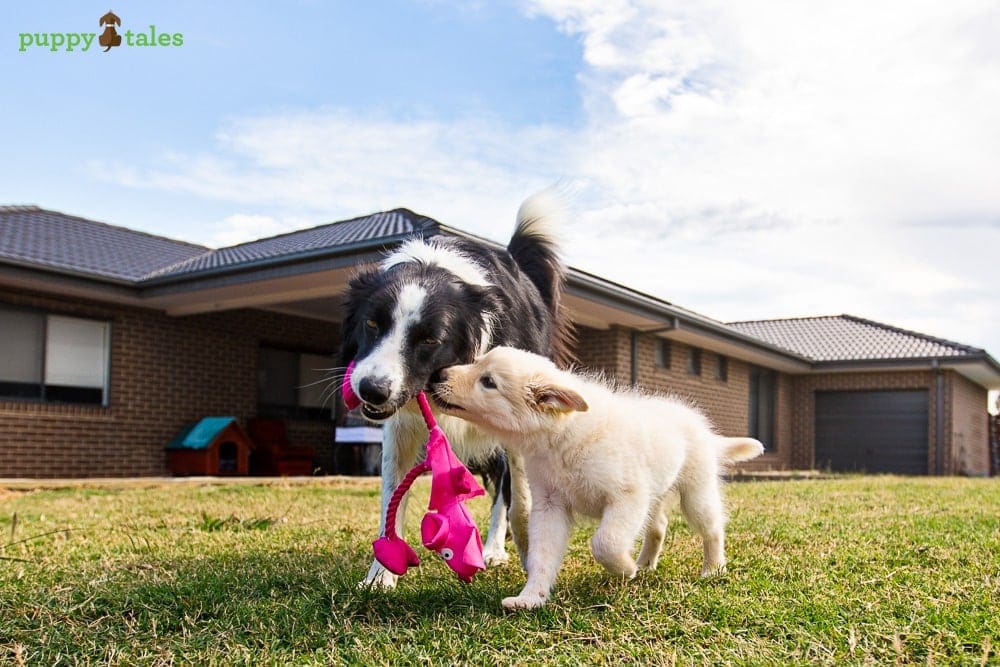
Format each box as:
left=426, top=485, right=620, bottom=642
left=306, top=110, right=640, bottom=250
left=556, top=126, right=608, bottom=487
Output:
left=4, top=1, right=1000, bottom=404
left=4, top=1, right=581, bottom=230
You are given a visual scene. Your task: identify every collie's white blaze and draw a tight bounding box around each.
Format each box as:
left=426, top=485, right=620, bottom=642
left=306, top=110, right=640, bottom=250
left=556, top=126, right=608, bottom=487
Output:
left=477, top=313, right=496, bottom=357
left=352, top=283, right=427, bottom=405
left=381, top=239, right=493, bottom=288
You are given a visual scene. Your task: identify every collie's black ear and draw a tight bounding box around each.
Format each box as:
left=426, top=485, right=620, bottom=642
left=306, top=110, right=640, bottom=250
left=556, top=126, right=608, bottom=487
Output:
left=528, top=382, right=588, bottom=413
left=340, top=268, right=380, bottom=364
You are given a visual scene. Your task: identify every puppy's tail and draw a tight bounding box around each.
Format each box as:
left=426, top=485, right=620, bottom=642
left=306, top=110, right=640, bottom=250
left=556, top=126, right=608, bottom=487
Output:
left=720, top=437, right=765, bottom=462
left=508, top=189, right=577, bottom=369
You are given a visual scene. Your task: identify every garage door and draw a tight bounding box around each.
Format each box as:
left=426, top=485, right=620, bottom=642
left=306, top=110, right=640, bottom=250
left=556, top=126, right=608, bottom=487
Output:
left=815, top=390, right=929, bottom=474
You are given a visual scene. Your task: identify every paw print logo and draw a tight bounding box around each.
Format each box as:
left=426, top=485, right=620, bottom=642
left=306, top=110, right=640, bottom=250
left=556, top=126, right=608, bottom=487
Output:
left=98, top=10, right=122, bottom=52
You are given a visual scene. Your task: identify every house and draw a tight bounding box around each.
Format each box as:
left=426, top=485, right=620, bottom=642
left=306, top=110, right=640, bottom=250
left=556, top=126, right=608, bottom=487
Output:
left=2, top=205, right=998, bottom=478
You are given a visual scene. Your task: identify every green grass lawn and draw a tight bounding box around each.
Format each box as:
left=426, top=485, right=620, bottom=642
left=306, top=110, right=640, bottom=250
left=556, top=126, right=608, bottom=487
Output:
left=1, top=476, right=997, bottom=665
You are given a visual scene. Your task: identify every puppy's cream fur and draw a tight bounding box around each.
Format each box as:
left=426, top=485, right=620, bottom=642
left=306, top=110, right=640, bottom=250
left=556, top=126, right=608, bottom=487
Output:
left=435, top=346, right=764, bottom=610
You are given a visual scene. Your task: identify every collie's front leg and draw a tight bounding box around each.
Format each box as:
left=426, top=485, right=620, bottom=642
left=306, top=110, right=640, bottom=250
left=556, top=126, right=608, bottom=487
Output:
left=360, top=418, right=421, bottom=589
left=506, top=450, right=531, bottom=569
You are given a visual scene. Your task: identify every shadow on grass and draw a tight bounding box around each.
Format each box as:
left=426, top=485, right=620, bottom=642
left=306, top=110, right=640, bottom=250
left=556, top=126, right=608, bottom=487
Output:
left=5, top=544, right=553, bottom=662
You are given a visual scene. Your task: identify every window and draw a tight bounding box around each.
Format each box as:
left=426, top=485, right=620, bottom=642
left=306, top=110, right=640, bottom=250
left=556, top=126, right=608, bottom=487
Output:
left=257, top=346, right=335, bottom=420
left=749, top=366, right=776, bottom=449
left=715, top=355, right=729, bottom=382
left=654, top=339, right=671, bottom=369
left=0, top=305, right=110, bottom=405
left=686, top=347, right=702, bottom=376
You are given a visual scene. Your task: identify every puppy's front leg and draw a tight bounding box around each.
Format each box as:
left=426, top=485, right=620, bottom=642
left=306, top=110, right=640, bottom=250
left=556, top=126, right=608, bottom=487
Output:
left=502, top=492, right=571, bottom=610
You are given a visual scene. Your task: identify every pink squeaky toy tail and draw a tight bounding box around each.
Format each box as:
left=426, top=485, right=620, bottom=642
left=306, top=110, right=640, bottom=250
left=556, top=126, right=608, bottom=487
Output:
left=343, top=361, right=486, bottom=582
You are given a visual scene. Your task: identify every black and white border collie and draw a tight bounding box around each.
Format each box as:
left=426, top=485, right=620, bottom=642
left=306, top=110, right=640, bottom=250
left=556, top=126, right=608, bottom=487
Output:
left=341, top=192, right=574, bottom=587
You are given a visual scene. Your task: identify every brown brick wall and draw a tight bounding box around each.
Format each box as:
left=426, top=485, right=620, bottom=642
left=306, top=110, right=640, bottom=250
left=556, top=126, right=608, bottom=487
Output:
left=4, top=287, right=991, bottom=478
left=574, top=325, right=630, bottom=381
left=0, top=288, right=339, bottom=478
left=948, top=373, right=989, bottom=475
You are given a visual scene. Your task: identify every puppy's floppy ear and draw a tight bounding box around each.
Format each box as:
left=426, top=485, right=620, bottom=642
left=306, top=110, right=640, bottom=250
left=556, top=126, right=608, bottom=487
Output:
left=528, top=382, right=588, bottom=413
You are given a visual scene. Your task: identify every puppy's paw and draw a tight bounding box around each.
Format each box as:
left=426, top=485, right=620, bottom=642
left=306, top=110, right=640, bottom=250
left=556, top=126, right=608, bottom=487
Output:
left=636, top=555, right=659, bottom=570
left=700, top=563, right=727, bottom=578
left=501, top=593, right=546, bottom=610
left=596, top=555, right=637, bottom=580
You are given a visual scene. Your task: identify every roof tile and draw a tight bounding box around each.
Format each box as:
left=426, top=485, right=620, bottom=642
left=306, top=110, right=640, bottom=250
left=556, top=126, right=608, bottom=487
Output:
left=0, top=206, right=435, bottom=284
left=727, top=315, right=981, bottom=361
left=0, top=205, right=206, bottom=282
left=145, top=209, right=430, bottom=279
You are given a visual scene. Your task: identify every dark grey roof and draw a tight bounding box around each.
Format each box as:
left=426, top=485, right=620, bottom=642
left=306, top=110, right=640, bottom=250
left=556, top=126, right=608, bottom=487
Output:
left=0, top=205, right=438, bottom=284
left=727, top=315, right=983, bottom=362
left=146, top=208, right=437, bottom=280
left=0, top=205, right=207, bottom=282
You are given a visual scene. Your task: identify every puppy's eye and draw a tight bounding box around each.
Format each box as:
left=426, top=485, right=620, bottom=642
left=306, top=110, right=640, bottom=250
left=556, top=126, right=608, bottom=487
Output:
left=365, top=319, right=378, bottom=331
left=480, top=375, right=497, bottom=390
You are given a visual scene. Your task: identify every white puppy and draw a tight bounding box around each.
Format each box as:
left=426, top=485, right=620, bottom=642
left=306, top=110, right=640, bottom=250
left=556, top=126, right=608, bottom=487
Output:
left=433, top=346, right=764, bottom=609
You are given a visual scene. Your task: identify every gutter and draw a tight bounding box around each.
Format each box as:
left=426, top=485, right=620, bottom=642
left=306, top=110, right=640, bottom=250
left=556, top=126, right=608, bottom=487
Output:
left=813, top=352, right=1000, bottom=378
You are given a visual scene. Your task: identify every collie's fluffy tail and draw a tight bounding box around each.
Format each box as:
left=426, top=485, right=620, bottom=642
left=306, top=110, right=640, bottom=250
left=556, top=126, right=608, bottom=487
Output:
left=507, top=189, right=576, bottom=369
left=720, top=437, right=765, bottom=462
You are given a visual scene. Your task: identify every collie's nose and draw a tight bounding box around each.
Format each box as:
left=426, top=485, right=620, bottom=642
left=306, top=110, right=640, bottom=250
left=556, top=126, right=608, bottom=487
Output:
left=358, top=377, right=391, bottom=405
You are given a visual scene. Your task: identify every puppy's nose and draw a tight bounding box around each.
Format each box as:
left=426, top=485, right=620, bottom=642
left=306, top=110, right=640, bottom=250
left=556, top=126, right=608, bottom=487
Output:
left=358, top=377, right=391, bottom=405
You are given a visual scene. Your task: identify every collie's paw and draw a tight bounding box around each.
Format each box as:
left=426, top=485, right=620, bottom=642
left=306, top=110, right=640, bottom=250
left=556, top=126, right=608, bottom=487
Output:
left=501, top=593, right=546, bottom=610
left=483, top=546, right=510, bottom=567
left=358, top=563, right=399, bottom=590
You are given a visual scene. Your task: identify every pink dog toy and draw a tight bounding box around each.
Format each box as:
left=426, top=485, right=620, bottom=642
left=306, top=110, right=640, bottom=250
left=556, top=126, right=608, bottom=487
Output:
left=342, top=362, right=486, bottom=582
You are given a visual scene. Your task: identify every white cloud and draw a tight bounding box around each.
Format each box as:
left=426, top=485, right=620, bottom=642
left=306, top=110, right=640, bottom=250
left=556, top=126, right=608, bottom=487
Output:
left=93, top=111, right=574, bottom=244
left=210, top=213, right=298, bottom=247
left=525, top=0, right=1000, bottom=355
left=97, top=1, right=1000, bottom=360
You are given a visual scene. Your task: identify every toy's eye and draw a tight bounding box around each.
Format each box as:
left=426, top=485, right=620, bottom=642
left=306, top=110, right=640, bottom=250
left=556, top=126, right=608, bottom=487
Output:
left=365, top=319, right=378, bottom=331
left=480, top=375, right=497, bottom=390
left=439, top=548, right=454, bottom=561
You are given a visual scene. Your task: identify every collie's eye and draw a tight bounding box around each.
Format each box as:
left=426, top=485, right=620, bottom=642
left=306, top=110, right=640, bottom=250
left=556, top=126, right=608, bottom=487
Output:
left=422, top=337, right=440, bottom=346
left=480, top=375, right=497, bottom=390
left=365, top=319, right=378, bottom=331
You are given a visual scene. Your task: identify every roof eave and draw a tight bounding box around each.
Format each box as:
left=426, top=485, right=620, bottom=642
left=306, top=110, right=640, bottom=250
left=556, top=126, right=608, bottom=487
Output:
left=566, top=270, right=814, bottom=370
left=137, top=232, right=421, bottom=290
left=0, top=261, right=145, bottom=305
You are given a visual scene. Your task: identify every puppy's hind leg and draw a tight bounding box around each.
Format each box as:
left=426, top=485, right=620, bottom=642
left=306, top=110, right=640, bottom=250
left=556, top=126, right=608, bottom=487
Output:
left=591, top=500, right=647, bottom=580
left=636, top=494, right=671, bottom=571
left=678, top=476, right=728, bottom=577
